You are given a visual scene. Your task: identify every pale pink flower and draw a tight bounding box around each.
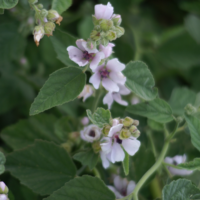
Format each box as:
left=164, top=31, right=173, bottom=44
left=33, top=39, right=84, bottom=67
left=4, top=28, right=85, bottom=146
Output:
left=89, top=58, right=126, bottom=92
left=103, top=84, right=131, bottom=109
left=94, top=2, right=114, bottom=20
left=108, top=176, right=136, bottom=198
left=67, top=39, right=104, bottom=70
left=78, top=84, right=93, bottom=102
left=100, top=151, right=110, bottom=169
left=100, top=124, right=140, bottom=163
left=80, top=124, right=101, bottom=143
left=81, top=117, right=89, bottom=126
left=165, top=155, right=193, bottom=176
left=0, top=194, right=8, bottom=200
left=99, top=43, right=115, bottom=58
left=0, top=182, right=6, bottom=192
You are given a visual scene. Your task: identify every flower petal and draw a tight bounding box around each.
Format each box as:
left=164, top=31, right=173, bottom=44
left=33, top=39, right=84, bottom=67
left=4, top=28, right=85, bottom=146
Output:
left=102, top=78, right=119, bottom=92
left=89, top=72, right=101, bottom=89
left=107, top=186, right=123, bottom=199
left=103, top=92, right=114, bottom=110
left=113, top=93, right=128, bottom=106
left=110, top=142, right=125, bottom=163
left=109, top=71, right=126, bottom=85
left=100, top=152, right=110, bottom=169
left=90, top=52, right=105, bottom=71
left=100, top=137, right=112, bottom=154
left=114, top=176, right=124, bottom=192
left=95, top=2, right=113, bottom=20
left=99, top=43, right=115, bottom=58
left=103, top=2, right=114, bottom=19
left=76, top=39, right=86, bottom=51
left=127, top=181, right=136, bottom=195
left=118, top=84, right=131, bottom=95
left=122, top=137, right=141, bottom=156
left=82, top=41, right=98, bottom=54
left=107, top=58, right=125, bottom=72
left=108, top=124, right=123, bottom=137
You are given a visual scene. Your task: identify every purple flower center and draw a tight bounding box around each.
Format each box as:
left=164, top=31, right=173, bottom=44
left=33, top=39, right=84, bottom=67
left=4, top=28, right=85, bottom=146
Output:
left=99, top=68, right=110, bottom=78
left=89, top=130, right=96, bottom=137
left=83, top=51, right=94, bottom=61
left=115, top=135, right=122, bottom=144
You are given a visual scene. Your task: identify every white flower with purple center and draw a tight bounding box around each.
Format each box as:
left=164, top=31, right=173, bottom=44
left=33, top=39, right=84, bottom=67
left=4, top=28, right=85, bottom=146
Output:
left=67, top=39, right=105, bottom=70
left=108, top=175, right=136, bottom=198
left=103, top=84, right=131, bottom=109
left=89, top=58, right=126, bottom=93
left=100, top=124, right=140, bottom=163
left=80, top=124, right=101, bottom=143
left=94, top=2, right=114, bottom=20
left=165, top=154, right=193, bottom=176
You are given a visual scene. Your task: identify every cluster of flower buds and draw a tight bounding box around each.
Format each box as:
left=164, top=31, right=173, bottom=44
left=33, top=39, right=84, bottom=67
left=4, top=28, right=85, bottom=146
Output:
left=90, top=3, right=124, bottom=46
left=184, top=103, right=197, bottom=115
left=29, top=0, right=63, bottom=46
left=0, top=182, right=9, bottom=200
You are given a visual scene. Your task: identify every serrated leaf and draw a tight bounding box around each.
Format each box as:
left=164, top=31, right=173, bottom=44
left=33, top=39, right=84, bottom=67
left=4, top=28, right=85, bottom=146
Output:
left=123, top=61, right=158, bottom=101
left=73, top=149, right=99, bottom=170
left=30, top=67, right=86, bottom=115
left=0, top=151, right=6, bottom=175
left=162, top=179, right=200, bottom=200
left=122, top=150, right=129, bottom=176
left=169, top=87, right=196, bottom=116
left=50, top=28, right=77, bottom=66
left=6, top=140, right=76, bottom=195
left=1, top=114, right=64, bottom=150
left=52, top=0, right=72, bottom=15
left=86, top=108, right=111, bottom=128
left=178, top=158, right=200, bottom=171
left=0, top=0, right=18, bottom=9
left=185, top=115, right=200, bottom=152
left=126, top=98, right=173, bottom=123
left=44, top=175, right=115, bottom=200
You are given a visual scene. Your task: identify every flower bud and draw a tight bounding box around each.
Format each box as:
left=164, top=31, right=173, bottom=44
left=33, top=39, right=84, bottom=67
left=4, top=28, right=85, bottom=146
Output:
left=129, top=125, right=137, bottom=133
left=41, top=9, right=48, bottom=18
left=112, top=118, right=120, bottom=126
left=86, top=40, right=96, bottom=50
left=132, top=130, right=140, bottom=138
left=61, top=142, right=73, bottom=153
left=176, top=116, right=183, bottom=124
left=44, top=21, right=55, bottom=36
left=102, top=125, right=111, bottom=136
left=100, top=19, right=113, bottom=31
left=81, top=117, right=89, bottom=126
left=0, top=194, right=9, bottom=200
left=92, top=16, right=101, bottom=26
left=37, top=4, right=43, bottom=9
left=47, top=10, right=60, bottom=22
left=115, top=26, right=125, bottom=38
left=101, top=38, right=109, bottom=46
left=184, top=104, right=197, bottom=115
left=90, top=30, right=101, bottom=41
left=0, top=182, right=8, bottom=194
left=112, top=14, right=122, bottom=26
left=92, top=141, right=101, bottom=153
left=33, top=25, right=44, bottom=46
left=119, top=129, right=131, bottom=139
left=123, top=117, right=134, bottom=127
left=132, top=120, right=139, bottom=126
left=106, top=30, right=117, bottom=41
left=69, top=132, right=80, bottom=142
left=28, top=0, right=38, bottom=4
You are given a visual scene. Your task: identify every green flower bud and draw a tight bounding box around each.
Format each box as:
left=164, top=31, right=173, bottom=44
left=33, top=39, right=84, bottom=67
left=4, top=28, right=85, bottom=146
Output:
left=92, top=15, right=101, bottom=26
left=119, top=129, right=131, bottom=139
left=100, top=19, right=113, bottom=31
left=176, top=116, right=184, bottom=124
left=115, top=26, right=125, bottom=38
left=129, top=125, right=137, bottom=133
left=0, top=182, right=9, bottom=194
left=112, top=14, right=122, bottom=26
left=90, top=30, right=101, bottom=41
left=37, top=4, right=43, bottom=9
left=47, top=10, right=60, bottom=22
left=44, top=21, right=55, bottom=36
left=106, top=30, right=117, bottom=41
left=87, top=40, right=96, bottom=50
left=92, top=141, right=101, bottom=153
left=28, top=0, right=38, bottom=4
left=41, top=9, right=48, bottom=18
left=132, top=120, right=139, bottom=126
left=123, top=117, right=134, bottom=127
left=184, top=104, right=197, bottom=115
left=102, top=125, right=111, bottom=136
left=101, top=38, right=109, bottom=46
left=132, top=130, right=140, bottom=138
left=69, top=132, right=80, bottom=142
left=61, top=141, right=73, bottom=153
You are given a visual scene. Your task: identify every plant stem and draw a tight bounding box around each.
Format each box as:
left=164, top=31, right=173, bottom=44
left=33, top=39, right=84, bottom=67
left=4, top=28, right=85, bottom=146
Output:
left=93, top=167, right=101, bottom=178
left=92, top=87, right=103, bottom=112
left=147, top=130, right=157, bottom=159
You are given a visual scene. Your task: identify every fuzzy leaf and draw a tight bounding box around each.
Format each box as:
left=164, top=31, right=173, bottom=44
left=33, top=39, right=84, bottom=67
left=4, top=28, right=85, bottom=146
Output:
left=6, top=140, right=76, bottom=195
left=30, top=67, right=86, bottom=115
left=0, top=151, right=6, bottom=175
left=127, top=98, right=173, bottom=123
left=0, top=0, right=18, bottom=9
left=44, top=175, right=115, bottom=200
left=178, top=158, right=200, bottom=171
left=122, top=150, right=129, bottom=176
left=86, top=108, right=111, bottom=128
left=52, top=0, right=72, bottom=15
left=123, top=61, right=158, bottom=101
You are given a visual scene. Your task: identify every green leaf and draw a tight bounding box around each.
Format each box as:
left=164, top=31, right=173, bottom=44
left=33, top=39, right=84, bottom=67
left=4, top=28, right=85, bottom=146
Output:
left=52, top=0, right=72, bottom=15
left=50, top=28, right=77, bottom=66
left=162, top=179, right=200, bottom=200
left=86, top=108, right=111, bottom=128
left=126, top=98, right=173, bottom=123
left=178, top=158, right=200, bottom=171
left=123, top=61, right=158, bottom=101
left=44, top=175, right=115, bottom=200
left=1, top=114, right=64, bottom=150
left=169, top=87, right=196, bottom=116
left=184, top=115, right=200, bottom=152
left=185, top=14, right=200, bottom=44
left=6, top=140, right=76, bottom=195
left=147, top=119, right=164, bottom=131
left=30, top=67, right=86, bottom=115
left=122, top=150, right=129, bottom=176
left=0, top=151, right=6, bottom=175
left=73, top=149, right=99, bottom=170
left=0, top=8, right=4, bottom=14
left=0, top=0, right=18, bottom=9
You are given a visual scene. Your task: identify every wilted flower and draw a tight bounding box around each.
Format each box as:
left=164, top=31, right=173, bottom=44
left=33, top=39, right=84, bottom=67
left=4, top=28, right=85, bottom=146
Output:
left=81, top=116, right=89, bottom=126
left=0, top=194, right=9, bottom=200
left=80, top=124, right=101, bottom=143
left=100, top=124, right=140, bottom=163
left=89, top=58, right=126, bottom=92
left=67, top=39, right=104, bottom=70
left=78, top=84, right=93, bottom=102
left=33, top=25, right=44, bottom=46
left=47, top=10, right=63, bottom=25
left=103, top=84, right=130, bottom=109
left=108, top=175, right=136, bottom=198
left=94, top=2, right=114, bottom=20
left=99, top=43, right=115, bottom=58
left=165, top=155, right=193, bottom=176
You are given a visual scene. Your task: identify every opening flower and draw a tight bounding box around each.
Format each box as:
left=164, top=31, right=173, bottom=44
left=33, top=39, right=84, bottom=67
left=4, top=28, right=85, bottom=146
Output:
left=103, top=84, right=131, bottom=109
left=80, top=124, right=101, bottom=143
left=100, top=124, right=140, bottom=163
left=67, top=39, right=104, bottom=70
left=94, top=2, right=114, bottom=20
left=89, top=58, right=126, bottom=92
left=78, top=84, right=93, bottom=102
